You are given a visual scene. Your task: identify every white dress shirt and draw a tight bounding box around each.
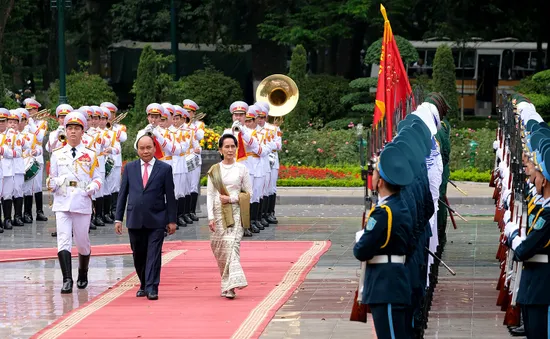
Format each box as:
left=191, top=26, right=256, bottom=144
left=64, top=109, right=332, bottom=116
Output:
left=141, top=157, right=156, bottom=178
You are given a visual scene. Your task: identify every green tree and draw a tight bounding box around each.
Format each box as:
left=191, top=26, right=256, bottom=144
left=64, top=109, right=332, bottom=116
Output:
left=364, top=35, right=419, bottom=65
left=432, top=44, right=458, bottom=118
left=285, top=45, right=309, bottom=130
left=160, top=65, right=243, bottom=127
left=132, top=45, right=157, bottom=124
left=340, top=77, right=377, bottom=123
left=47, top=70, right=117, bottom=108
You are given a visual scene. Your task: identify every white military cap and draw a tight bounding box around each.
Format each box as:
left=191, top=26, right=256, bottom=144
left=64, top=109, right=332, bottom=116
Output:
left=8, top=109, right=21, bottom=122
left=56, top=104, right=74, bottom=118
left=24, top=98, right=41, bottom=110
left=17, top=108, right=29, bottom=119
left=161, top=103, right=176, bottom=116
left=100, top=107, right=111, bottom=119
left=230, top=101, right=248, bottom=114
left=64, top=111, right=88, bottom=130
left=100, top=102, right=118, bottom=114
left=183, top=99, right=199, bottom=112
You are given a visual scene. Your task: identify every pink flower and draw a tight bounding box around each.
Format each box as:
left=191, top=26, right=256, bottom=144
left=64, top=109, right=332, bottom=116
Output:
left=348, top=122, right=355, bottom=128
left=488, top=116, right=491, bottom=119
left=455, top=133, right=459, bottom=137
left=283, top=140, right=288, bottom=144
left=345, top=141, right=349, bottom=145
left=317, top=148, right=324, bottom=153
left=311, top=140, right=317, bottom=145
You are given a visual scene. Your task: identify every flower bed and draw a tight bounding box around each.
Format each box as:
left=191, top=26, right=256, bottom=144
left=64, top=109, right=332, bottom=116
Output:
left=200, top=128, right=221, bottom=150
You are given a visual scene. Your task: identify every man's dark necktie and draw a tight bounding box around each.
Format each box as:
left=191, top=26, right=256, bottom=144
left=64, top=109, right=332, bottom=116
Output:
left=71, top=147, right=77, bottom=158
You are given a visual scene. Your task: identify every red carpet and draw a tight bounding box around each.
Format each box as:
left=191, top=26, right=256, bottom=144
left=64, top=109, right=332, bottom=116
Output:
left=33, top=240, right=330, bottom=339
left=0, top=241, right=183, bottom=263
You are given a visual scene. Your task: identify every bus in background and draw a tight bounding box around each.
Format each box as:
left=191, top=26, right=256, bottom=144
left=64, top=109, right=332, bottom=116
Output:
left=370, top=38, right=547, bottom=116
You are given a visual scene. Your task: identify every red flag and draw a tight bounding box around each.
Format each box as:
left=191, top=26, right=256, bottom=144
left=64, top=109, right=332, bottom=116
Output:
left=236, top=132, right=247, bottom=161
left=153, top=137, right=165, bottom=159
left=372, top=4, right=413, bottom=142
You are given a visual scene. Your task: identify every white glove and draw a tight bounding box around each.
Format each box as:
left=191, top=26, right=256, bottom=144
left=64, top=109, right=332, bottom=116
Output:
left=85, top=182, right=99, bottom=196
left=493, top=140, right=499, bottom=151
left=504, top=221, right=519, bottom=238
left=355, top=229, right=365, bottom=243
left=49, top=176, right=67, bottom=190
left=503, top=210, right=511, bottom=225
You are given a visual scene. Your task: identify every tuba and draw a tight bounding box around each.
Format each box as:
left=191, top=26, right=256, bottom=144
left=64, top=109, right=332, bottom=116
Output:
left=58, top=127, right=67, bottom=143
left=255, top=74, right=299, bottom=125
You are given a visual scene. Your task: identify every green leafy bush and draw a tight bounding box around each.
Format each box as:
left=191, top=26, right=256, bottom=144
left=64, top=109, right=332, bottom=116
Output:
left=47, top=71, right=117, bottom=109
left=524, top=93, right=550, bottom=117
left=160, top=66, right=243, bottom=127
left=449, top=127, right=494, bottom=172
left=449, top=169, right=491, bottom=182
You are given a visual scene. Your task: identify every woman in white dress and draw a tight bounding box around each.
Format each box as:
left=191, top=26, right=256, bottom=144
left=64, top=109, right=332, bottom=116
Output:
left=207, top=134, right=252, bottom=299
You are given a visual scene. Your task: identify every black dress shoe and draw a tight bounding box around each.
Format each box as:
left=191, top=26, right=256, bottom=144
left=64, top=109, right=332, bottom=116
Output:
left=243, top=228, right=253, bottom=237
left=255, top=221, right=265, bottom=231
left=4, top=219, right=13, bottom=230
left=183, top=214, right=193, bottom=225
left=147, top=292, right=158, bottom=300
left=103, top=214, right=114, bottom=224
left=189, top=213, right=199, bottom=221
left=51, top=231, right=57, bottom=237
left=266, top=214, right=278, bottom=224
left=36, top=211, right=48, bottom=221
left=251, top=222, right=260, bottom=233
left=509, top=324, right=525, bottom=336
left=260, top=218, right=269, bottom=228
left=89, top=222, right=97, bottom=230
left=13, top=216, right=24, bottom=227
left=177, top=216, right=187, bottom=227
left=0, top=226, right=3, bottom=233
left=23, top=213, right=33, bottom=224
left=94, top=216, right=105, bottom=227
left=136, top=289, right=147, bottom=297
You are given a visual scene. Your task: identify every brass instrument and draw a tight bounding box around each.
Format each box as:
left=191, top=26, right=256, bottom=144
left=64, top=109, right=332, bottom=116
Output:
left=106, top=112, right=128, bottom=129
left=232, top=120, right=242, bottom=134
left=30, top=109, right=51, bottom=120
left=191, top=112, right=206, bottom=123
left=58, top=127, right=67, bottom=142
left=255, top=74, right=299, bottom=126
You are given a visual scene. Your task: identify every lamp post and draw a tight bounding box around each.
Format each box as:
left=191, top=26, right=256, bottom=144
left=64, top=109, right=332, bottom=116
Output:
left=170, top=0, right=179, bottom=80
left=51, top=0, right=71, bottom=104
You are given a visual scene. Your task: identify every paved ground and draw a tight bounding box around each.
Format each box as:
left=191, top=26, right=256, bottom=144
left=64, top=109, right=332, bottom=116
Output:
left=0, top=203, right=509, bottom=339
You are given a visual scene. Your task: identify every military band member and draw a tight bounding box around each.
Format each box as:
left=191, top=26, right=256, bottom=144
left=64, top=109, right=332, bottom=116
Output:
left=0, top=108, right=9, bottom=232
left=255, top=102, right=280, bottom=224
left=17, top=108, right=42, bottom=225
left=99, top=107, right=121, bottom=224
left=183, top=99, right=204, bottom=221
left=101, top=102, right=127, bottom=219
left=172, top=105, right=190, bottom=226
left=1, top=110, right=23, bottom=230
left=23, top=99, right=48, bottom=222
left=2, top=110, right=26, bottom=229
left=181, top=108, right=199, bottom=225
left=47, top=111, right=102, bottom=294
left=251, top=105, right=273, bottom=228
left=353, top=143, right=415, bottom=339
left=46, top=104, right=73, bottom=155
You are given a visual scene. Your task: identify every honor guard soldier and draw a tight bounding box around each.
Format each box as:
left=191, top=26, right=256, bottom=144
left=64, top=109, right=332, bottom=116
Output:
left=46, top=104, right=72, bottom=153
left=505, top=135, right=550, bottom=338
left=4, top=110, right=26, bottom=228
left=88, top=106, right=107, bottom=226
left=353, top=143, right=415, bottom=339
left=251, top=104, right=273, bottom=228
left=47, top=111, right=102, bottom=294
left=101, top=102, right=127, bottom=219
left=146, top=103, right=181, bottom=165
left=172, top=105, right=190, bottom=227
left=183, top=99, right=204, bottom=221
left=11, top=109, right=32, bottom=227
left=18, top=108, right=44, bottom=224
left=98, top=107, right=121, bottom=224
left=1, top=109, right=23, bottom=230
left=23, top=98, right=49, bottom=222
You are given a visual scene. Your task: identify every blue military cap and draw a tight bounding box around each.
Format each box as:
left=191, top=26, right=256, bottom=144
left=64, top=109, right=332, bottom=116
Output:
left=526, top=119, right=539, bottom=133
left=398, top=118, right=432, bottom=155
left=398, top=126, right=430, bottom=157
left=393, top=139, right=421, bottom=177
left=378, top=143, right=414, bottom=187
left=539, top=122, right=550, bottom=131
left=527, top=132, right=546, bottom=153
left=536, top=142, right=550, bottom=180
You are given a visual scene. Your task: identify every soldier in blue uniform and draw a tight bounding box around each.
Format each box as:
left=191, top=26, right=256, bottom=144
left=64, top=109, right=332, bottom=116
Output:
left=505, top=137, right=550, bottom=338
left=353, top=142, right=415, bottom=339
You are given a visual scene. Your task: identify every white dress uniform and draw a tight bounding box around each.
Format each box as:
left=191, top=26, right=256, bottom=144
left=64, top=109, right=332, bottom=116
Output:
left=0, top=108, right=7, bottom=231
left=2, top=111, right=24, bottom=229
left=47, top=112, right=102, bottom=294
left=183, top=99, right=204, bottom=221
left=413, top=103, right=443, bottom=286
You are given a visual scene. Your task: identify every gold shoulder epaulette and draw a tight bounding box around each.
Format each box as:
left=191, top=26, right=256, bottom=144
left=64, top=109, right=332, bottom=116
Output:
left=52, top=145, right=64, bottom=152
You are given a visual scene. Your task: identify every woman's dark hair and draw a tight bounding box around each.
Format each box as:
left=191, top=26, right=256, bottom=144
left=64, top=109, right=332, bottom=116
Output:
left=218, top=134, right=238, bottom=149
left=218, top=134, right=238, bottom=160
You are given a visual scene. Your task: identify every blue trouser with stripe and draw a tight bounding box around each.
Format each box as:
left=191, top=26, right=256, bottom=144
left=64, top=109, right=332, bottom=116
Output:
left=523, top=304, right=549, bottom=339
left=370, top=303, right=410, bottom=339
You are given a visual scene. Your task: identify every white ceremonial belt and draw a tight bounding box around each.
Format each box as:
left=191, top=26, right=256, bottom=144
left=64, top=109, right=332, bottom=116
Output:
left=525, top=254, right=549, bottom=263
left=62, top=181, right=88, bottom=189
left=367, top=255, right=406, bottom=264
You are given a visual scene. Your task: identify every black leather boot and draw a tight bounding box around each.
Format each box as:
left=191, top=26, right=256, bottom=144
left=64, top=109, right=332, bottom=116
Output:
left=267, top=194, right=278, bottom=224
left=57, top=250, right=73, bottom=294
left=259, top=198, right=269, bottom=227
left=3, top=199, right=13, bottom=230
left=89, top=215, right=97, bottom=230
left=77, top=253, right=91, bottom=289
left=35, top=192, right=48, bottom=221
left=13, top=197, right=24, bottom=226
left=110, top=192, right=118, bottom=219
left=176, top=197, right=185, bottom=228
left=257, top=199, right=268, bottom=228
left=94, top=199, right=105, bottom=226
left=23, top=195, right=33, bottom=223
left=103, top=195, right=114, bottom=224
left=243, top=228, right=253, bottom=237
left=183, top=195, right=193, bottom=224
left=190, top=192, right=199, bottom=221
left=252, top=202, right=263, bottom=231
left=0, top=203, right=3, bottom=233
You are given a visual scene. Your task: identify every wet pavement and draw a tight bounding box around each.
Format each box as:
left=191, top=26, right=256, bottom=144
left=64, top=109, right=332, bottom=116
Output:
left=0, top=204, right=509, bottom=338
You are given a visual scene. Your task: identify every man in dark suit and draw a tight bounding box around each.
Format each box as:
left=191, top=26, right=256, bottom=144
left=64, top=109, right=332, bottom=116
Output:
left=115, top=131, right=177, bottom=300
